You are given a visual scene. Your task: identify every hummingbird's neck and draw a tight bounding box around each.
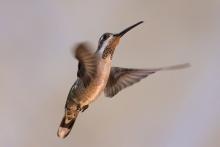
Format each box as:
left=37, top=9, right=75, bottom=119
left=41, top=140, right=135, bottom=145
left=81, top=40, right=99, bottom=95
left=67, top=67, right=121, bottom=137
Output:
left=96, top=36, right=120, bottom=60
left=96, top=36, right=115, bottom=60
left=102, top=47, right=115, bottom=59
left=96, top=46, right=115, bottom=60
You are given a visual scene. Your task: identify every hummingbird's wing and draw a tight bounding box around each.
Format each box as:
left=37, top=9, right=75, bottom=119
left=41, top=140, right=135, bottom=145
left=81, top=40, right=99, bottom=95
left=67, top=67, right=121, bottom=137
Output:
left=104, top=67, right=155, bottom=97
left=74, top=43, right=97, bottom=87
left=104, top=63, right=190, bottom=98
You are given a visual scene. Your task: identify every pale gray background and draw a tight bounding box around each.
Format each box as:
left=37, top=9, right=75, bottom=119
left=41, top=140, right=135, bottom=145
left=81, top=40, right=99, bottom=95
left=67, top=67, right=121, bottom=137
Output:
left=0, top=0, right=219, bottom=147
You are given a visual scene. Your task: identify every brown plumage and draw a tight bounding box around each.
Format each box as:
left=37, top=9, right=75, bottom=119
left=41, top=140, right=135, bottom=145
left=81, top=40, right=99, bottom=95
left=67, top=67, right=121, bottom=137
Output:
left=57, top=21, right=190, bottom=139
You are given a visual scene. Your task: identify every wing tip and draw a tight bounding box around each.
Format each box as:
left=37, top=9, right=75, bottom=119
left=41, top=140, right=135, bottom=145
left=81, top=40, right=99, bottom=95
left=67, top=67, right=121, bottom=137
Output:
left=161, top=63, right=191, bottom=71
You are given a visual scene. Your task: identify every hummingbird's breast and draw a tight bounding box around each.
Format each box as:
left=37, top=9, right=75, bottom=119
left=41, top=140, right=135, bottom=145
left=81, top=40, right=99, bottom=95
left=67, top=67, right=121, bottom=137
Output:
left=79, top=56, right=112, bottom=106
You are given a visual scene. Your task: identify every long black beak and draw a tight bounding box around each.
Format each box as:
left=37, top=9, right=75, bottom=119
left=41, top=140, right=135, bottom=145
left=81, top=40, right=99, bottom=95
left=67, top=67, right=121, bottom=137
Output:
left=115, top=21, right=144, bottom=37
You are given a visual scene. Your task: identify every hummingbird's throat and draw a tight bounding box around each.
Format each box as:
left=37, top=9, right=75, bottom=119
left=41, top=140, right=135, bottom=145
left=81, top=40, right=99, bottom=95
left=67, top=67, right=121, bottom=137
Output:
left=102, top=37, right=120, bottom=59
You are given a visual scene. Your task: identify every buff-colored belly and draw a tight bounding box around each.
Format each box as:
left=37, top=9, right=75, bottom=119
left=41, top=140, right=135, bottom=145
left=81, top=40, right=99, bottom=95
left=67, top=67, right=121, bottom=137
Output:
left=79, top=59, right=111, bottom=106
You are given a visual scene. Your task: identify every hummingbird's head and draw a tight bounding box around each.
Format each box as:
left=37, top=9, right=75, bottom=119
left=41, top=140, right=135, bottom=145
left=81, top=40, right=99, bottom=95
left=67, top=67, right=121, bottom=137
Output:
left=96, top=21, right=144, bottom=59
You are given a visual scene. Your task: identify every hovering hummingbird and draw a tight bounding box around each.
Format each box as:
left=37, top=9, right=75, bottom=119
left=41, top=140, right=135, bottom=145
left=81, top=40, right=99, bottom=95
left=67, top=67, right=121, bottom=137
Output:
left=57, top=21, right=190, bottom=138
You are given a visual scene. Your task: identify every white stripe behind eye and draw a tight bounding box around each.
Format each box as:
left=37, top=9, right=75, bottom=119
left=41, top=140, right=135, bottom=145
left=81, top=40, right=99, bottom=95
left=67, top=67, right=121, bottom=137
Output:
left=97, top=36, right=113, bottom=55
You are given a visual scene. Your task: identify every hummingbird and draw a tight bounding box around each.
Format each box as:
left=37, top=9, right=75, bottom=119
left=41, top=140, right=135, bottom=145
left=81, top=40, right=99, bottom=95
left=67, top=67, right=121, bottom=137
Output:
left=57, top=21, right=190, bottom=138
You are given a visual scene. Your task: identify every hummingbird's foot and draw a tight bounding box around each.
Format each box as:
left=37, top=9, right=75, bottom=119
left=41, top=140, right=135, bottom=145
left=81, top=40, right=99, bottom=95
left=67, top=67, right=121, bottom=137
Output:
left=76, top=104, right=89, bottom=112
left=81, top=105, right=89, bottom=112
left=76, top=105, right=81, bottom=112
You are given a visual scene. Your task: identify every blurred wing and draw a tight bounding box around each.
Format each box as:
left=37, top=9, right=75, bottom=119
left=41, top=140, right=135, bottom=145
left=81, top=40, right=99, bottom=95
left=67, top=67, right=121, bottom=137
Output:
left=104, top=63, right=190, bottom=98
left=74, top=43, right=97, bottom=87
left=104, top=67, right=156, bottom=97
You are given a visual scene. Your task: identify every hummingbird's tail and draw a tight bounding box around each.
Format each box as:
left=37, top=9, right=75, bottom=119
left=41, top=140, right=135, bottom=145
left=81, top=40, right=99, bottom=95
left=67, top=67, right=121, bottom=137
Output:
left=57, top=108, right=79, bottom=139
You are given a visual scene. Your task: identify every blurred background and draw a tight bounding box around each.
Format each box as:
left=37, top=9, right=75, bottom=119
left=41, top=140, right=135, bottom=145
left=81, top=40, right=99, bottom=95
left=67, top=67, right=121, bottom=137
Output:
left=0, top=0, right=219, bottom=147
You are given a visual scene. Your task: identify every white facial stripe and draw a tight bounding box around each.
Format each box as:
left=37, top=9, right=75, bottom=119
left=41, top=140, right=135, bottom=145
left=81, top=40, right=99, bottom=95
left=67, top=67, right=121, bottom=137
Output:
left=98, top=36, right=113, bottom=54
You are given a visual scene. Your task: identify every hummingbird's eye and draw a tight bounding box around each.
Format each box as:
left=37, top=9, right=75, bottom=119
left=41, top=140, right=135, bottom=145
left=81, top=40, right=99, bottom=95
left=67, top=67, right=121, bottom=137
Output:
left=103, top=34, right=108, bottom=40
left=100, top=33, right=109, bottom=42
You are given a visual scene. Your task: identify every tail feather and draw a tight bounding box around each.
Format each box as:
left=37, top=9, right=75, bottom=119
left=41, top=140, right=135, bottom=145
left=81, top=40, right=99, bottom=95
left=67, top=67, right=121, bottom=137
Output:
left=57, top=110, right=79, bottom=139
